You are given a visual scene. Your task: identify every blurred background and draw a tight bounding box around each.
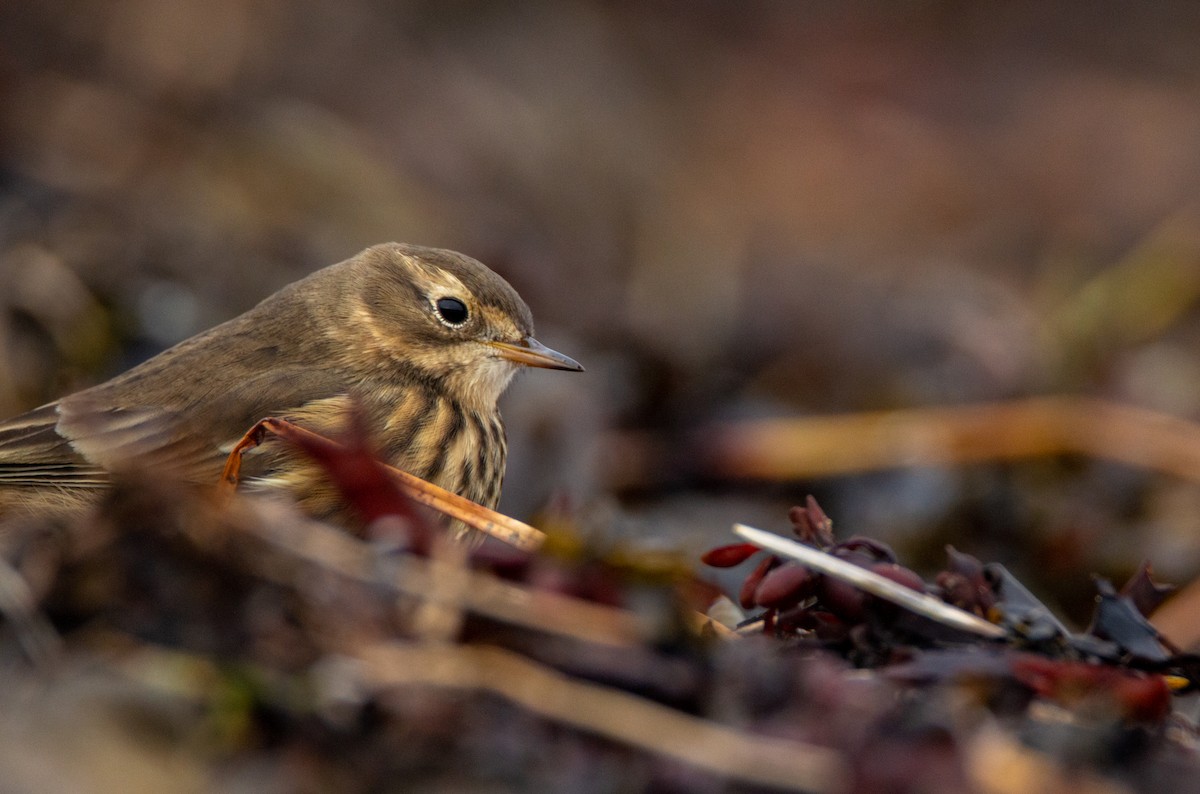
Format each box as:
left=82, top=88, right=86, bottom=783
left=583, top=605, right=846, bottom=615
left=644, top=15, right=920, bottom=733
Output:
left=4, top=1, right=1200, bottom=622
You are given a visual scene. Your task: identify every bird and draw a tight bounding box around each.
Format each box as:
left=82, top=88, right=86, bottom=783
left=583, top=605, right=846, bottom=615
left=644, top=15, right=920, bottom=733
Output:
left=0, top=242, right=583, bottom=529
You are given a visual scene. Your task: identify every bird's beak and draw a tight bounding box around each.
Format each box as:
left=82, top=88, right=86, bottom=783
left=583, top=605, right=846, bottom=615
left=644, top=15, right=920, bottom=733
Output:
left=489, top=337, right=584, bottom=371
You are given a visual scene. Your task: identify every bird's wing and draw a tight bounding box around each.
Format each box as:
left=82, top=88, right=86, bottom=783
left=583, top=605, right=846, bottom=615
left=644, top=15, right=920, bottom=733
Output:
left=0, top=400, right=220, bottom=488
left=56, top=398, right=231, bottom=482
left=0, top=403, right=111, bottom=488
left=0, top=365, right=356, bottom=489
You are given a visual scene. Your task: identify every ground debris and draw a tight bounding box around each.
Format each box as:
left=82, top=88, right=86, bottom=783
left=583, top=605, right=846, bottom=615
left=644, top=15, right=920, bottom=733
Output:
left=0, top=479, right=1197, bottom=792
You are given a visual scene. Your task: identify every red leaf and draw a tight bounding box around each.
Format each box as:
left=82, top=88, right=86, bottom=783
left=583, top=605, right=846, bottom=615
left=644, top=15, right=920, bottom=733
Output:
left=701, top=543, right=760, bottom=568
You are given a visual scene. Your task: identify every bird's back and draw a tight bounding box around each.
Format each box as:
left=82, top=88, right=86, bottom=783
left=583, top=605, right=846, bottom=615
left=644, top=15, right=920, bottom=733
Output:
left=0, top=265, right=352, bottom=510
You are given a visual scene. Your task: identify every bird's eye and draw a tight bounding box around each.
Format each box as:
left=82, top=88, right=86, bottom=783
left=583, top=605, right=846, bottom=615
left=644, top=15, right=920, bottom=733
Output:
left=434, top=296, right=469, bottom=326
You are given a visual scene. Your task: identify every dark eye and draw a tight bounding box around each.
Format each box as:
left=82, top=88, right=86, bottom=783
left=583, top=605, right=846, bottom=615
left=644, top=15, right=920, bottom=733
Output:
left=434, top=296, right=469, bottom=326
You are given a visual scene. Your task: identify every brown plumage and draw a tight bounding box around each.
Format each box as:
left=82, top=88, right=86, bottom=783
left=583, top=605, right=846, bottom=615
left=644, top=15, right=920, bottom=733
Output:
left=0, top=243, right=582, bottom=527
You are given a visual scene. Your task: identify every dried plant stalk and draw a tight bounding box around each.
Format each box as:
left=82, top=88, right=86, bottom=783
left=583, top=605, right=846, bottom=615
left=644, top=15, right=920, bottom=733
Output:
left=221, top=417, right=545, bottom=550
left=354, top=641, right=848, bottom=793
left=231, top=499, right=642, bottom=648
left=0, top=556, right=60, bottom=664
left=710, top=397, right=1200, bottom=482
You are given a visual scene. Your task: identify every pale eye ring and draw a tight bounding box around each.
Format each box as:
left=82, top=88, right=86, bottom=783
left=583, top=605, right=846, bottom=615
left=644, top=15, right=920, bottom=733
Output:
left=434, top=296, right=469, bottom=326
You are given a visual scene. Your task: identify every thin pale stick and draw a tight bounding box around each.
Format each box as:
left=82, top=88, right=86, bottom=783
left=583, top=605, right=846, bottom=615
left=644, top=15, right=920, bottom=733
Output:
left=734, top=524, right=1007, bottom=639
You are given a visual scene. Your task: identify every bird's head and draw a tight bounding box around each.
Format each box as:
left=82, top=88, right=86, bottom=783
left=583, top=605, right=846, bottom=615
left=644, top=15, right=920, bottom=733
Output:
left=344, top=243, right=582, bottom=408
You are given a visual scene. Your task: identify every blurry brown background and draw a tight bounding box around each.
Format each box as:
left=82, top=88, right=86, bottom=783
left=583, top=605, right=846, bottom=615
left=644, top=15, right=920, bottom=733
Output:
left=4, top=1, right=1200, bottom=620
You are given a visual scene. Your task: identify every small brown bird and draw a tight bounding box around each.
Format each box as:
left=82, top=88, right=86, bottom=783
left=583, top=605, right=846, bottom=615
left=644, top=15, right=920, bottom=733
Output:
left=0, top=243, right=582, bottom=525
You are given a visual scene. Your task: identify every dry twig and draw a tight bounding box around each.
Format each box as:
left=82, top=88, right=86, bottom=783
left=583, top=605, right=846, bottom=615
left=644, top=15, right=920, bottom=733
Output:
left=224, top=500, right=642, bottom=648
left=0, top=556, right=60, bottom=665
left=221, top=417, right=546, bottom=550
left=353, top=641, right=848, bottom=793
left=708, top=396, right=1200, bottom=482
left=733, top=524, right=1007, bottom=639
